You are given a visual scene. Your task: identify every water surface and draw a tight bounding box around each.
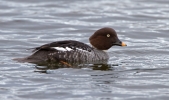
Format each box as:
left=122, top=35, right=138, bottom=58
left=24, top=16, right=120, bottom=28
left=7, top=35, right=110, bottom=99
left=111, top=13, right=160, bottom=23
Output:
left=0, top=0, right=169, bottom=100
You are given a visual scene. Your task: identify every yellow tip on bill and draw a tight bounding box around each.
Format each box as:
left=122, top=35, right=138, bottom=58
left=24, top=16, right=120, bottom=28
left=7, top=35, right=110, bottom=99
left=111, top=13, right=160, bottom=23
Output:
left=121, top=42, right=127, bottom=46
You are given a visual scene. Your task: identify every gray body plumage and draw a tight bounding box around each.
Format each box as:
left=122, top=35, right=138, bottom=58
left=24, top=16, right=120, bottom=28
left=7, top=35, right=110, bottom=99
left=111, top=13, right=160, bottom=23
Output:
left=24, top=47, right=109, bottom=64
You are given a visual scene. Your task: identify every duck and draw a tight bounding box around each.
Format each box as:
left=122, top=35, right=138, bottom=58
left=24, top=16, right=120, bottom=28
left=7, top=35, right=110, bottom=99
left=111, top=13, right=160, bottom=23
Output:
left=14, top=27, right=127, bottom=65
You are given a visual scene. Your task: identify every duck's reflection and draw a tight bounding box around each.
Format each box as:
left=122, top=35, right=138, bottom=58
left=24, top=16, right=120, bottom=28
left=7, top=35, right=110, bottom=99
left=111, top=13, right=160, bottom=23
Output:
left=34, top=61, right=119, bottom=73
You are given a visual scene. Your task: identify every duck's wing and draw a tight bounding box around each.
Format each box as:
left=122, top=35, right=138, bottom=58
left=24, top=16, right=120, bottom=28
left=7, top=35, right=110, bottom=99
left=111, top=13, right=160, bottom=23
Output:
left=32, top=40, right=93, bottom=52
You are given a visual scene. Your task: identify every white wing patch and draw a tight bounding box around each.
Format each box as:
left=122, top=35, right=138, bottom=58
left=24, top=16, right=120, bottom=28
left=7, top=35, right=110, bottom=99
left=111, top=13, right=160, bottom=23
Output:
left=76, top=48, right=89, bottom=52
left=52, top=47, right=90, bottom=52
left=52, top=47, right=73, bottom=51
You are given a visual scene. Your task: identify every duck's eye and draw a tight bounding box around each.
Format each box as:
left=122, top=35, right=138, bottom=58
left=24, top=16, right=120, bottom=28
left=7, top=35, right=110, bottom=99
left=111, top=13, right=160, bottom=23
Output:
left=107, top=34, right=110, bottom=37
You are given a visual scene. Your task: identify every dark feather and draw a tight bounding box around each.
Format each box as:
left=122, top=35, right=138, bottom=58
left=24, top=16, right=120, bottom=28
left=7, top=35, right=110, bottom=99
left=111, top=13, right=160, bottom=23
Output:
left=32, top=40, right=93, bottom=52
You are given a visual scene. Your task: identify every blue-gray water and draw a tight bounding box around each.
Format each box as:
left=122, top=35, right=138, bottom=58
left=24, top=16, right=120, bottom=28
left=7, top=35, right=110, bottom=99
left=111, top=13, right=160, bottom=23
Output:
left=0, top=0, right=169, bottom=100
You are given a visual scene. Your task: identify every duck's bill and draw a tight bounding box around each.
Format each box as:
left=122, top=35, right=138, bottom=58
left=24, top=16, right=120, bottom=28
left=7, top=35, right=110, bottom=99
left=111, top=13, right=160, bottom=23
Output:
left=113, top=41, right=127, bottom=46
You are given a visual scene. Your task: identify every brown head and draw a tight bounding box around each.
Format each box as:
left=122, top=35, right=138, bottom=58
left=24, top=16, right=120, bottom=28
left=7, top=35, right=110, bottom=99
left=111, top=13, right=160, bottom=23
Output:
left=89, top=27, right=127, bottom=50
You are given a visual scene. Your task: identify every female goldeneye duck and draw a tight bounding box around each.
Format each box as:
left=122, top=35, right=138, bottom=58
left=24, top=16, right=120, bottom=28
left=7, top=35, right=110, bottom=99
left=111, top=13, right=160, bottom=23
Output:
left=14, top=27, right=127, bottom=64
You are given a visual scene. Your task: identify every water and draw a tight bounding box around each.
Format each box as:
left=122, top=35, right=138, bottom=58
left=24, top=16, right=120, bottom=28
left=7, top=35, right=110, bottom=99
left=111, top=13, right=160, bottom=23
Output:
left=0, top=0, right=169, bottom=100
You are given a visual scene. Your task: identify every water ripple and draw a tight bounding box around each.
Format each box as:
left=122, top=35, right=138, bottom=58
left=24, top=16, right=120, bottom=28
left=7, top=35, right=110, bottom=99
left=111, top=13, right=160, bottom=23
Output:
left=0, top=0, right=169, bottom=100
